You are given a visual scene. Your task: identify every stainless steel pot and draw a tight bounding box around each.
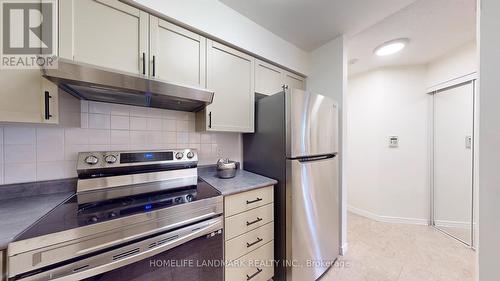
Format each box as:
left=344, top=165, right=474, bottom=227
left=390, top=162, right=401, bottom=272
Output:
left=216, top=159, right=237, bottom=179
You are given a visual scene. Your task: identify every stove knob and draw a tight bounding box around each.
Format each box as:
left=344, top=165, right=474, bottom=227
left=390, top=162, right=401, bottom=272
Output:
left=85, top=155, right=99, bottom=165
left=88, top=216, right=99, bottom=223
left=105, top=155, right=117, bottom=164
left=108, top=212, right=117, bottom=218
left=175, top=152, right=184, bottom=160
left=187, top=151, right=195, bottom=159
left=175, top=197, right=183, bottom=203
left=186, top=194, right=193, bottom=202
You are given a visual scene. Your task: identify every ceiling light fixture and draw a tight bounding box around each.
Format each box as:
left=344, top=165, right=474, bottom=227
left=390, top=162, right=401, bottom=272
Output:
left=374, top=38, right=409, bottom=56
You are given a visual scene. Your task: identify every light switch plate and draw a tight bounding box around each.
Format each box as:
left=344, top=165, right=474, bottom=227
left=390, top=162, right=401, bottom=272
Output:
left=389, top=136, right=399, bottom=148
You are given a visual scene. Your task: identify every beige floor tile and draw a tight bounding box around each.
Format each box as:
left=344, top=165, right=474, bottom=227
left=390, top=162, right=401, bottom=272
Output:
left=320, top=213, right=476, bottom=281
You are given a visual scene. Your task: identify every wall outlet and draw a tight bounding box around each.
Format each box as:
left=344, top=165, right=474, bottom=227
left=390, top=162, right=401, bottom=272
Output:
left=389, top=136, right=399, bottom=148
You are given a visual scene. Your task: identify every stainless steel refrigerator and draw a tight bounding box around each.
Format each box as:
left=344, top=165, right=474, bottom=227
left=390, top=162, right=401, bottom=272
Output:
left=243, top=89, right=340, bottom=281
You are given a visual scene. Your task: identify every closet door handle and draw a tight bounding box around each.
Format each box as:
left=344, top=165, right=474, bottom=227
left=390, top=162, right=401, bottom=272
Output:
left=142, top=53, right=146, bottom=75
left=44, top=91, right=52, bottom=120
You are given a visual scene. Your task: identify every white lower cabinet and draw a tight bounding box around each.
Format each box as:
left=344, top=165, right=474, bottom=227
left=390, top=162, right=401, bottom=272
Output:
left=225, top=241, right=274, bottom=281
left=224, top=186, right=274, bottom=281
left=1, top=250, right=4, bottom=281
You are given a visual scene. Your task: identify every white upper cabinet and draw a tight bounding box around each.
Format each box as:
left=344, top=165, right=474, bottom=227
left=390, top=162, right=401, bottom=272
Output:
left=59, top=0, right=149, bottom=75
left=255, top=59, right=306, bottom=95
left=0, top=72, right=58, bottom=124
left=201, top=40, right=255, bottom=132
left=255, top=59, right=285, bottom=96
left=150, top=17, right=207, bottom=88
left=284, top=71, right=306, bottom=91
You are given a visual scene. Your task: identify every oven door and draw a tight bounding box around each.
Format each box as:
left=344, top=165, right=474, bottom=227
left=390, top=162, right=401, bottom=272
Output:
left=13, top=217, right=223, bottom=281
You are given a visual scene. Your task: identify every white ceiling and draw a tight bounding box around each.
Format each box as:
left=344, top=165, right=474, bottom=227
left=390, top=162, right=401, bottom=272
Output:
left=348, top=0, right=476, bottom=75
left=219, top=0, right=417, bottom=51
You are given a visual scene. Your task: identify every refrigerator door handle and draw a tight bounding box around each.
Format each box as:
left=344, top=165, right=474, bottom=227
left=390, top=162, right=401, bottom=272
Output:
left=292, top=153, right=337, bottom=163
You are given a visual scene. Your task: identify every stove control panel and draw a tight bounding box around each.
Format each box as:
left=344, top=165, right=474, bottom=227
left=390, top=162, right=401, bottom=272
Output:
left=77, top=149, right=198, bottom=170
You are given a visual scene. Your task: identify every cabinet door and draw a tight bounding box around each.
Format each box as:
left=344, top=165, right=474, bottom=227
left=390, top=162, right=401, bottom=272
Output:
left=0, top=71, right=58, bottom=124
left=59, top=0, right=149, bottom=74
left=204, top=40, right=254, bottom=132
left=255, top=60, right=284, bottom=96
left=284, top=71, right=306, bottom=91
left=150, top=18, right=206, bottom=88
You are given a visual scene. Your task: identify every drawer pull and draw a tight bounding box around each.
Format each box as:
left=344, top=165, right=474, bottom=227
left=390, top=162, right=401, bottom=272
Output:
left=247, top=268, right=263, bottom=280
left=246, top=198, right=263, bottom=205
left=246, top=237, right=263, bottom=248
left=246, top=217, right=263, bottom=226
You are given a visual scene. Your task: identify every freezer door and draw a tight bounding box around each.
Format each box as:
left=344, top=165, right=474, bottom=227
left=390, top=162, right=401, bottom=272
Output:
left=287, top=90, right=338, bottom=158
left=288, top=156, right=339, bottom=281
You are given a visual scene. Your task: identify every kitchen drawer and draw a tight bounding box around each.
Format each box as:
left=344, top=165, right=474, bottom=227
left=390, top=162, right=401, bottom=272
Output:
left=225, top=222, right=274, bottom=261
left=225, top=203, right=274, bottom=240
left=225, top=186, right=273, bottom=217
left=225, top=241, right=274, bottom=281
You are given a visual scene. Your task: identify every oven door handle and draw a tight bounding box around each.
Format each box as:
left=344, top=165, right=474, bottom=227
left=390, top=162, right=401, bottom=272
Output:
left=17, top=217, right=223, bottom=281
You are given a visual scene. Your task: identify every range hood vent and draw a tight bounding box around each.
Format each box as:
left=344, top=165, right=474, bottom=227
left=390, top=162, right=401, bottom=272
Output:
left=42, top=59, right=214, bottom=112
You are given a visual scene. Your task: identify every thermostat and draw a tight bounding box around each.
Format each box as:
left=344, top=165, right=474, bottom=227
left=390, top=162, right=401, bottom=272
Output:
left=389, top=136, right=399, bottom=148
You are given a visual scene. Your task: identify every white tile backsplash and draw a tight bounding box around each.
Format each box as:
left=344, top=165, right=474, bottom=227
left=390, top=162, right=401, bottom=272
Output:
left=162, top=119, right=176, bottom=131
left=110, top=115, right=130, bottom=130
left=130, top=117, right=148, bottom=131
left=88, top=114, right=111, bottom=129
left=89, top=101, right=112, bottom=114
left=147, top=118, right=162, bottom=131
left=37, top=143, right=65, bottom=162
left=110, top=104, right=130, bottom=116
left=111, top=130, right=130, bottom=145
left=88, top=129, right=110, bottom=145
left=4, top=163, right=36, bottom=184
left=65, top=128, right=89, bottom=145
left=0, top=100, right=242, bottom=185
left=4, top=127, right=35, bottom=145
left=4, top=144, right=36, bottom=163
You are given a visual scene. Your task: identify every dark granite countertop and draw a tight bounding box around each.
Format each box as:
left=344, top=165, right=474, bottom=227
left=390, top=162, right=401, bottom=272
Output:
left=198, top=166, right=277, bottom=195
left=0, top=192, right=73, bottom=250
left=0, top=178, right=76, bottom=250
left=0, top=167, right=277, bottom=251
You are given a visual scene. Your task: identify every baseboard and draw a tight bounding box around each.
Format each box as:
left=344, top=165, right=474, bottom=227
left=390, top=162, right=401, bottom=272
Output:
left=348, top=205, right=430, bottom=226
left=340, top=242, right=348, bottom=256
left=434, top=219, right=473, bottom=229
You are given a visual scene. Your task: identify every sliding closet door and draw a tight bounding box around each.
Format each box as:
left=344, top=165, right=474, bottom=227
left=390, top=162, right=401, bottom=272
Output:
left=433, top=81, right=474, bottom=245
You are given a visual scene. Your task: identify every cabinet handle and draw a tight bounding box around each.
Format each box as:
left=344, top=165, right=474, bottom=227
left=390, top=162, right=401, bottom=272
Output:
left=247, top=268, right=263, bottom=281
left=246, top=217, right=262, bottom=226
left=246, top=198, right=263, bottom=205
left=246, top=237, right=263, bottom=248
left=152, top=55, right=156, bottom=77
left=208, top=111, right=212, bottom=129
left=142, top=53, right=146, bottom=75
left=282, top=84, right=289, bottom=91
left=44, top=91, right=52, bottom=120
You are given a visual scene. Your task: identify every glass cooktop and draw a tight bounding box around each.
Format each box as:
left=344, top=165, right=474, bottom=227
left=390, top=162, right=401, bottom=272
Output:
left=15, top=179, right=220, bottom=242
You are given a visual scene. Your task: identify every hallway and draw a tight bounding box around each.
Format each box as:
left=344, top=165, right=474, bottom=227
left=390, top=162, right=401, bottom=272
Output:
left=322, top=213, right=476, bottom=281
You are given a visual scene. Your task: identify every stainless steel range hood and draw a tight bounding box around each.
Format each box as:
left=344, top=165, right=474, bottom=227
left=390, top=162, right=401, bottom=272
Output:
left=42, top=59, right=214, bottom=112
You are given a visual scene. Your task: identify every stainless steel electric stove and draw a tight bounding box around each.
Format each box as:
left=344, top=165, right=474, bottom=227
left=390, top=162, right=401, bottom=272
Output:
left=7, top=149, right=223, bottom=281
